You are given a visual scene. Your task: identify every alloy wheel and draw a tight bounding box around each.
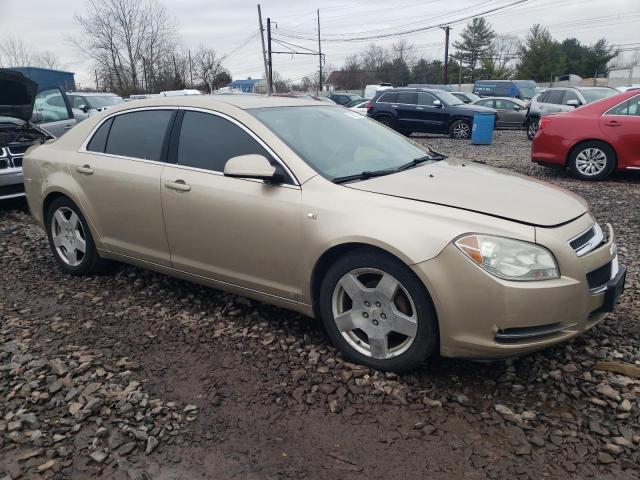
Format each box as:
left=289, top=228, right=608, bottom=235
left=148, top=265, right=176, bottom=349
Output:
left=575, top=148, right=608, bottom=176
left=51, top=207, right=87, bottom=266
left=527, top=120, right=538, bottom=139
left=331, top=268, right=418, bottom=360
left=453, top=122, right=471, bottom=139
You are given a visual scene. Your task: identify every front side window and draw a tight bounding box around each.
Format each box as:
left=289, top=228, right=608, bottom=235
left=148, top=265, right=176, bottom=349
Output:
left=105, top=110, right=174, bottom=161
left=563, top=91, right=581, bottom=105
left=494, top=99, right=515, bottom=109
left=435, top=91, right=464, bottom=106
left=33, top=88, right=71, bottom=122
left=418, top=92, right=439, bottom=106
left=251, top=106, right=432, bottom=181
left=607, top=96, right=640, bottom=116
left=177, top=111, right=292, bottom=184
left=71, top=96, right=86, bottom=108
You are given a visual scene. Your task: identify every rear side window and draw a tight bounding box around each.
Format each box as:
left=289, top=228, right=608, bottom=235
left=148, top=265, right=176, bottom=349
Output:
left=378, top=92, right=397, bottom=103
left=86, top=118, right=113, bottom=152
left=177, top=111, right=292, bottom=184
left=105, top=110, right=174, bottom=161
left=476, top=99, right=494, bottom=108
left=607, top=96, right=640, bottom=116
left=545, top=90, right=565, bottom=104
left=396, top=92, right=417, bottom=105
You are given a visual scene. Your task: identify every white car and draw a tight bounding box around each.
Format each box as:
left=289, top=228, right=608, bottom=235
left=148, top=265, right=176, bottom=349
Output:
left=349, top=100, right=369, bottom=116
left=616, top=84, right=640, bottom=92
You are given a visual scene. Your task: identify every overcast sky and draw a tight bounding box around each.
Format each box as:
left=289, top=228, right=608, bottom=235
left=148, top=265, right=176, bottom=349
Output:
left=1, top=0, right=639, bottom=88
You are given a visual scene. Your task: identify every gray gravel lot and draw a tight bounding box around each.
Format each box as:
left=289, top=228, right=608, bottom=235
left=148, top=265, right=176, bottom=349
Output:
left=1, top=129, right=639, bottom=479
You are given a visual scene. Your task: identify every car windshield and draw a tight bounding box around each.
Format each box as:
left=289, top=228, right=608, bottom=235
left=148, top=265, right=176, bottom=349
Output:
left=86, top=96, right=124, bottom=108
left=465, top=92, right=481, bottom=102
left=251, top=106, right=433, bottom=181
left=436, top=91, right=464, bottom=106
left=581, top=88, right=618, bottom=103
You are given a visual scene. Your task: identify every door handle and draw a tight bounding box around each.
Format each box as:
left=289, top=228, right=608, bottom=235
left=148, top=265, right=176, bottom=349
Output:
left=76, top=165, right=93, bottom=175
left=65, top=124, right=74, bottom=130
left=391, top=105, right=399, bottom=108
left=416, top=106, right=424, bottom=110
left=605, top=120, right=621, bottom=127
left=164, top=180, right=191, bottom=192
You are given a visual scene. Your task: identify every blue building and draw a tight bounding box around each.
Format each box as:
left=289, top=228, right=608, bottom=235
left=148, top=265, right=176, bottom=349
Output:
left=11, top=66, right=76, bottom=92
left=226, top=78, right=266, bottom=93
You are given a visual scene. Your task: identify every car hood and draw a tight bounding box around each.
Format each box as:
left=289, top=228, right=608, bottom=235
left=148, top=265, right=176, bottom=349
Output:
left=0, top=69, right=37, bottom=122
left=347, top=158, right=588, bottom=227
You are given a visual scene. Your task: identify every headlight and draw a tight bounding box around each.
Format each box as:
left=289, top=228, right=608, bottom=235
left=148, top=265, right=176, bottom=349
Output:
left=455, top=234, right=559, bottom=281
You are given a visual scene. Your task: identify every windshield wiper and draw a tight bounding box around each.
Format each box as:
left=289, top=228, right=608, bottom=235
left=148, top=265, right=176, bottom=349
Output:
left=395, top=155, right=435, bottom=172
left=332, top=169, right=395, bottom=184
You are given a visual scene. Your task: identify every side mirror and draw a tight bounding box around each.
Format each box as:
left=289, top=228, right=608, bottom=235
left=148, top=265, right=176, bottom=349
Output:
left=566, top=99, right=580, bottom=108
left=30, top=111, right=44, bottom=123
left=224, top=154, right=276, bottom=181
left=513, top=105, right=522, bottom=111
left=433, top=100, right=442, bottom=108
left=79, top=104, right=89, bottom=113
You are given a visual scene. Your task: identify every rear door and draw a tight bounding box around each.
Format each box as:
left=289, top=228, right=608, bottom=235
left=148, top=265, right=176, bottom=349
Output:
left=392, top=91, right=419, bottom=130
left=32, top=87, right=77, bottom=137
left=600, top=94, right=640, bottom=168
left=71, top=108, right=175, bottom=265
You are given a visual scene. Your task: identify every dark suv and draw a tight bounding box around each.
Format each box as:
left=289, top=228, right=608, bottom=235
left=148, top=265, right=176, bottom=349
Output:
left=367, top=88, right=495, bottom=139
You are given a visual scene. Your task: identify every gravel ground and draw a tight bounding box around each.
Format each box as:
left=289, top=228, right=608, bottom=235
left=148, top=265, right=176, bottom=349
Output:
left=1, top=129, right=640, bottom=480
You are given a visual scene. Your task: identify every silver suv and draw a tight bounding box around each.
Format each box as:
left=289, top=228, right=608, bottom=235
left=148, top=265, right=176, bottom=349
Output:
left=525, top=86, right=618, bottom=139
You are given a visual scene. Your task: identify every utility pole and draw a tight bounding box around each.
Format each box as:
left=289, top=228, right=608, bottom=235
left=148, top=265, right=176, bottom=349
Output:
left=188, top=49, right=193, bottom=87
left=267, top=18, right=274, bottom=93
left=257, top=4, right=270, bottom=94
left=458, top=57, right=462, bottom=90
left=317, top=9, right=322, bottom=93
left=94, top=69, right=99, bottom=91
left=441, top=26, right=450, bottom=85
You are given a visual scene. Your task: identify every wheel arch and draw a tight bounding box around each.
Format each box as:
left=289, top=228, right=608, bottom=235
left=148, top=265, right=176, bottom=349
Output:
left=42, top=190, right=104, bottom=250
left=566, top=138, right=618, bottom=168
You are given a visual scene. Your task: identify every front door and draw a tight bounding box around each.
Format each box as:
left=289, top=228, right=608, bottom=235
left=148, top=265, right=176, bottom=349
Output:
left=417, top=92, right=448, bottom=133
left=494, top=99, right=523, bottom=127
left=70, top=109, right=176, bottom=265
left=161, top=110, right=302, bottom=300
left=600, top=94, right=640, bottom=168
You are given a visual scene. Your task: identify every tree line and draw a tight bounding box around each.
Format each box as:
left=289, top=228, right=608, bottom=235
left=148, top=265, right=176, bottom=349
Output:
left=325, top=17, right=618, bottom=90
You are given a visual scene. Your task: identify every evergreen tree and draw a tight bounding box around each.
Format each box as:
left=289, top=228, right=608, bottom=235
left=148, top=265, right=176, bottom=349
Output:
left=452, top=17, right=496, bottom=82
left=517, top=25, right=565, bottom=82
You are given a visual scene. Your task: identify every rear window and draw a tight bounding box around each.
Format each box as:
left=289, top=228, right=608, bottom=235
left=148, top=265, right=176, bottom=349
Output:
left=105, top=110, right=174, bottom=161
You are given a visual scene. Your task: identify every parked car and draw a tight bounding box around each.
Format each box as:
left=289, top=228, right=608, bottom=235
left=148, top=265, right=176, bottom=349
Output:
left=472, top=97, right=527, bottom=128
left=616, top=84, right=640, bottom=92
left=22, top=95, right=625, bottom=371
left=349, top=100, right=369, bottom=115
left=367, top=88, right=496, bottom=139
left=67, top=92, right=124, bottom=120
left=329, top=93, right=363, bottom=106
left=363, top=83, right=393, bottom=99
left=450, top=91, right=480, bottom=104
left=473, top=80, right=538, bottom=100
left=525, top=86, right=619, bottom=140
left=0, top=69, right=53, bottom=200
left=531, top=90, right=640, bottom=181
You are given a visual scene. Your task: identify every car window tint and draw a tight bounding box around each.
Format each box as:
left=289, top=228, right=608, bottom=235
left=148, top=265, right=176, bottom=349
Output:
left=378, top=92, right=397, bottom=103
left=608, top=96, right=640, bottom=116
left=545, top=90, right=565, bottom=104
left=105, top=110, right=174, bottom=161
left=537, top=92, right=548, bottom=103
left=396, top=92, right=417, bottom=105
left=494, top=99, right=514, bottom=109
left=33, top=88, right=71, bottom=122
left=563, top=91, right=580, bottom=105
left=418, top=92, right=438, bottom=106
left=86, top=118, right=113, bottom=153
left=177, top=111, right=292, bottom=184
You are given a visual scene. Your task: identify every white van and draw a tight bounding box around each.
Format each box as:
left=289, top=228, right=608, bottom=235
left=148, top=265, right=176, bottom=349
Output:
left=364, top=83, right=393, bottom=100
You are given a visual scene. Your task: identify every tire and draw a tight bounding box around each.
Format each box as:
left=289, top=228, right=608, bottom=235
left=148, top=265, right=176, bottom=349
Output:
left=449, top=119, right=471, bottom=139
left=375, top=115, right=394, bottom=129
left=45, top=196, right=103, bottom=275
left=526, top=118, right=538, bottom=140
left=319, top=248, right=438, bottom=372
left=568, top=141, right=616, bottom=181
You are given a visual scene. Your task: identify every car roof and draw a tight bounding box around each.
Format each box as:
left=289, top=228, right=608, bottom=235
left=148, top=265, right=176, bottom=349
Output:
left=547, top=86, right=616, bottom=91
left=385, top=88, right=445, bottom=93
left=94, top=93, right=326, bottom=112
left=68, top=91, right=120, bottom=96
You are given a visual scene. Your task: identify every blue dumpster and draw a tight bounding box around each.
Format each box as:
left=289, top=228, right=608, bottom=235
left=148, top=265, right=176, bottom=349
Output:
left=471, top=111, right=495, bottom=145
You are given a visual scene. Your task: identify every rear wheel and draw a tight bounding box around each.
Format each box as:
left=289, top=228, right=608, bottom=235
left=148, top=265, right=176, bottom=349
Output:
left=526, top=118, right=538, bottom=140
left=319, top=249, right=438, bottom=372
left=449, top=119, right=471, bottom=139
left=568, top=141, right=616, bottom=181
left=45, top=197, right=103, bottom=275
left=376, top=115, right=394, bottom=129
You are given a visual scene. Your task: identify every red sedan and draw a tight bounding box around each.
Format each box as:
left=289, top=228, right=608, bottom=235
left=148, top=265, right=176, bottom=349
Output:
left=531, top=90, right=640, bottom=180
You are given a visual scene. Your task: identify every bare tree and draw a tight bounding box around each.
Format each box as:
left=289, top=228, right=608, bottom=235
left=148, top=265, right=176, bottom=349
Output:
left=0, top=37, right=33, bottom=66
left=192, top=46, right=224, bottom=93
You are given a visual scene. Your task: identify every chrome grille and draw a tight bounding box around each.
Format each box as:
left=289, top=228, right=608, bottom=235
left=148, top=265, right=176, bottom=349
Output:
left=570, top=223, right=604, bottom=257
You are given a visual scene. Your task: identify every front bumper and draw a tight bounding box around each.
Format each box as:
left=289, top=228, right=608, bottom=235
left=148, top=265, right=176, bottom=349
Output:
left=0, top=168, right=25, bottom=200
left=412, top=214, right=623, bottom=359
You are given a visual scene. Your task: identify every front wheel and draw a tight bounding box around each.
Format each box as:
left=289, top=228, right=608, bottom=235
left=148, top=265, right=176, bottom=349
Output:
left=319, top=249, right=438, bottom=372
left=568, top=141, right=616, bottom=181
left=449, top=120, right=471, bottom=139
left=526, top=118, right=538, bottom=140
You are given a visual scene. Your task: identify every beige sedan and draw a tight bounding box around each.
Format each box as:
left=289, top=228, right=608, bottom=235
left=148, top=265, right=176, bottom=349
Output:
left=22, top=95, right=626, bottom=371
